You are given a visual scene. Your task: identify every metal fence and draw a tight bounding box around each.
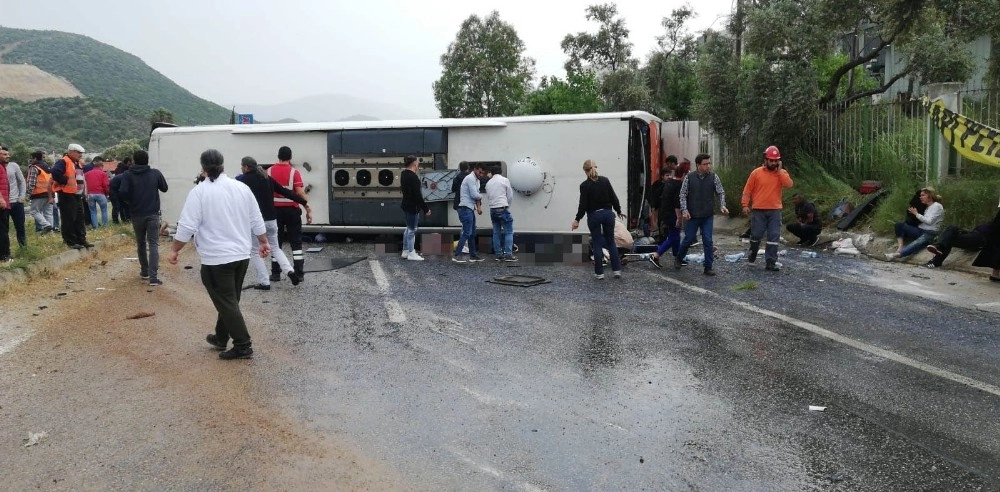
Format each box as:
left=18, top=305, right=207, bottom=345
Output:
left=700, top=87, right=997, bottom=185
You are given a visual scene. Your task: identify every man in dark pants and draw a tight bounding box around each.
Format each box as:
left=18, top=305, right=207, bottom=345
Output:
left=50, top=143, right=92, bottom=249
left=924, top=219, right=994, bottom=268
left=268, top=146, right=310, bottom=282
left=786, top=193, right=822, bottom=246
left=451, top=161, right=470, bottom=211
left=0, top=147, right=10, bottom=262
left=167, top=149, right=269, bottom=360
left=119, top=150, right=168, bottom=285
left=675, top=153, right=729, bottom=276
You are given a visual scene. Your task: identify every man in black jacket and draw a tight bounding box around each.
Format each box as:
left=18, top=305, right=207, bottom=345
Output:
left=400, top=155, right=430, bottom=260
left=119, top=150, right=168, bottom=286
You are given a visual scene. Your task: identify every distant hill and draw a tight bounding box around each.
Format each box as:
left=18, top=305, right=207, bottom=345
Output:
left=237, top=94, right=425, bottom=123
left=0, top=26, right=229, bottom=150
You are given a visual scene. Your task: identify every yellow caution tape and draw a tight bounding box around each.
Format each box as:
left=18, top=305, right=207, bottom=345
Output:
left=924, top=97, right=1000, bottom=168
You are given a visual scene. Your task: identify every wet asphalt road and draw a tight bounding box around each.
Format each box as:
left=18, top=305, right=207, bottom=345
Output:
left=250, top=237, right=1000, bottom=490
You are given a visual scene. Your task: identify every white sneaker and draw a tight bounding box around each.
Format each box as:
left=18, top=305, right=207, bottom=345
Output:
left=406, top=251, right=425, bottom=261
left=885, top=252, right=899, bottom=261
left=401, top=250, right=409, bottom=258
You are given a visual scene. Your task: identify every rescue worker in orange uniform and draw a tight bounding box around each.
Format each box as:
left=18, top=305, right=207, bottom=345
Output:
left=741, top=145, right=793, bottom=271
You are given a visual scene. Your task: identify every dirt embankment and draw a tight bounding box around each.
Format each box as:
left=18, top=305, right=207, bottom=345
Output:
left=0, top=241, right=400, bottom=490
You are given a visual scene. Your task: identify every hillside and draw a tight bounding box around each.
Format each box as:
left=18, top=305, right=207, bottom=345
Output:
left=0, top=26, right=229, bottom=150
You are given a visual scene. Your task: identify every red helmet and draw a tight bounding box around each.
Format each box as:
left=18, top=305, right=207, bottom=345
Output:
left=764, top=145, right=781, bottom=160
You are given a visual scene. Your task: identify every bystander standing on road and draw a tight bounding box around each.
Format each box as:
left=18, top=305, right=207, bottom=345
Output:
left=399, top=155, right=431, bottom=261
left=454, top=162, right=484, bottom=263
left=571, top=159, right=624, bottom=279
left=2, top=146, right=27, bottom=248
left=238, top=156, right=307, bottom=288
left=26, top=150, right=54, bottom=234
left=485, top=166, right=516, bottom=261
left=167, top=149, right=269, bottom=360
left=268, top=146, right=310, bottom=282
left=51, top=144, right=91, bottom=249
left=119, top=150, right=169, bottom=286
left=787, top=193, right=822, bottom=247
left=109, top=157, right=132, bottom=224
left=675, top=154, right=728, bottom=276
left=649, top=160, right=690, bottom=268
left=84, top=157, right=111, bottom=228
left=0, top=147, right=11, bottom=262
left=742, top=145, right=794, bottom=272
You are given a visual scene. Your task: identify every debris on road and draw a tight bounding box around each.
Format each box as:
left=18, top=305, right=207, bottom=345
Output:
left=24, top=432, right=47, bottom=447
left=126, top=312, right=155, bottom=320
left=808, top=405, right=827, bottom=412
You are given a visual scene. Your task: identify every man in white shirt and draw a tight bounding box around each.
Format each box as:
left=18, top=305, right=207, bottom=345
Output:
left=167, top=149, right=270, bottom=360
left=485, top=166, right=516, bottom=261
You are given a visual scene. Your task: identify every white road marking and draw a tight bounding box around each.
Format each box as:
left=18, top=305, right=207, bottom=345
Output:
left=460, top=386, right=526, bottom=408
left=449, top=447, right=546, bottom=491
left=369, top=260, right=406, bottom=324
left=658, top=275, right=1000, bottom=398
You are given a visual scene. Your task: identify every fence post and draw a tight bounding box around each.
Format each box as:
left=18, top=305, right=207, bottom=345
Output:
left=924, top=82, right=964, bottom=183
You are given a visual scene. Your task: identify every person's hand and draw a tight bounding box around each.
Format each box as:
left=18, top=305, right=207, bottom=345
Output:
left=424, top=209, right=432, bottom=216
left=476, top=206, right=482, bottom=215
left=675, top=218, right=681, bottom=228
left=720, top=206, right=729, bottom=216
left=682, top=211, right=691, bottom=220
left=571, top=219, right=579, bottom=231
left=0, top=198, right=6, bottom=209
left=259, top=242, right=270, bottom=258
left=907, top=206, right=917, bottom=216
left=167, top=251, right=179, bottom=265
left=742, top=206, right=750, bottom=216
left=305, top=209, right=313, bottom=224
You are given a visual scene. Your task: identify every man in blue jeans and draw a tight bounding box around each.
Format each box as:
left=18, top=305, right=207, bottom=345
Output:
left=119, top=150, right=168, bottom=286
left=674, top=153, right=729, bottom=276
left=454, top=163, right=484, bottom=263
left=485, top=166, right=516, bottom=261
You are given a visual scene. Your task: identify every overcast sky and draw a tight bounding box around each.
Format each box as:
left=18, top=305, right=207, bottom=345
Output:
left=4, top=0, right=735, bottom=117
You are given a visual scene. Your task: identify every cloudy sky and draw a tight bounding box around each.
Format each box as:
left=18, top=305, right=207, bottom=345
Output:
left=4, top=0, right=735, bottom=117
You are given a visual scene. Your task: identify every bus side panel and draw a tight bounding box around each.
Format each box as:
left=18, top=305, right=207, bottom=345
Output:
left=327, top=129, right=449, bottom=227
left=151, top=130, right=329, bottom=227
left=447, top=119, right=631, bottom=233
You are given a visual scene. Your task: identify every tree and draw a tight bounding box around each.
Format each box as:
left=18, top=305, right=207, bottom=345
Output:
left=519, top=72, right=603, bottom=115
left=644, top=5, right=700, bottom=119
left=433, top=11, right=536, bottom=118
left=561, top=4, right=635, bottom=74
left=101, top=139, right=144, bottom=161
left=150, top=108, right=174, bottom=125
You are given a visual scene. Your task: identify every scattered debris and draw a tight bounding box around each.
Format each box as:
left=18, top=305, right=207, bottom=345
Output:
left=724, top=252, right=745, bottom=262
left=95, top=287, right=115, bottom=291
left=830, top=238, right=861, bottom=255
left=24, top=432, right=47, bottom=447
left=730, top=281, right=758, bottom=292
left=124, top=257, right=139, bottom=260
left=38, top=306, right=47, bottom=310
left=808, top=405, right=826, bottom=412
left=306, top=247, right=324, bottom=253
left=126, top=312, right=155, bottom=320
left=486, top=275, right=550, bottom=287
left=184, top=265, right=193, bottom=270
left=911, top=274, right=930, bottom=280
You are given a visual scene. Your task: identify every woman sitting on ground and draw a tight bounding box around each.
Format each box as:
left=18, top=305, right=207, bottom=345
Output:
left=887, top=187, right=943, bottom=261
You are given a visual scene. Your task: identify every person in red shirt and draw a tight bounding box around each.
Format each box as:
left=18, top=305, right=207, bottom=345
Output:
left=741, top=145, right=794, bottom=271
left=84, top=157, right=111, bottom=228
left=268, top=146, right=312, bottom=281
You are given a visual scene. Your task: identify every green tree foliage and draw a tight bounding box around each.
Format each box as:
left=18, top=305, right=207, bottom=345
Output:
left=519, top=72, right=602, bottom=115
left=561, top=4, right=635, bottom=74
left=150, top=108, right=175, bottom=125
left=600, top=68, right=652, bottom=112
left=644, top=5, right=699, bottom=119
left=433, top=11, right=536, bottom=117
left=101, top=139, right=144, bottom=161
left=0, top=96, right=149, bottom=151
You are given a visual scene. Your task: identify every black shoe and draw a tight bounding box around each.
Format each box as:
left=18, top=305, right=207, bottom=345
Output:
left=206, top=334, right=227, bottom=350
left=648, top=255, right=662, bottom=269
left=70, top=244, right=84, bottom=250
left=219, top=345, right=253, bottom=360
left=83, top=242, right=96, bottom=248
left=802, top=237, right=818, bottom=247
left=269, top=273, right=281, bottom=282
left=673, top=256, right=682, bottom=270
left=679, top=259, right=688, bottom=266
left=252, top=284, right=271, bottom=291
left=287, top=271, right=302, bottom=286
left=703, top=268, right=717, bottom=276
left=765, top=260, right=780, bottom=272
left=747, top=241, right=759, bottom=263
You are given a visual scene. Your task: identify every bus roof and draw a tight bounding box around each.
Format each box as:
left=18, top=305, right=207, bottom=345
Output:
left=151, top=111, right=661, bottom=136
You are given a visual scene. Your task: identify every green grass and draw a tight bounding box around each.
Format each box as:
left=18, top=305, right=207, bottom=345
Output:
left=3, top=217, right=133, bottom=272
left=730, top=280, right=758, bottom=292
